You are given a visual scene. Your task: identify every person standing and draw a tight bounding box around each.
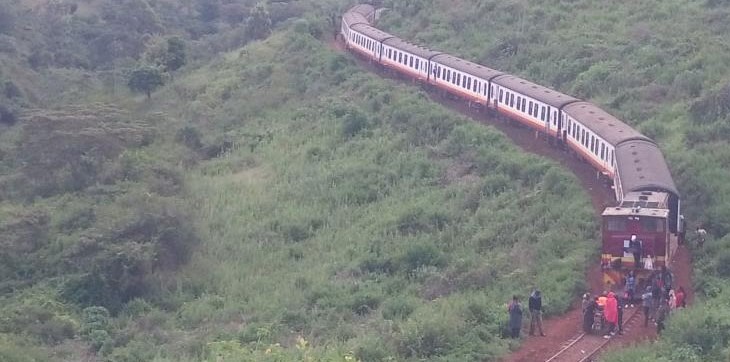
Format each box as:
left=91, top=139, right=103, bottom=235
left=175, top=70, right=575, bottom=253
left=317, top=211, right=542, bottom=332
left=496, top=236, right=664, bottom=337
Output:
left=696, top=227, right=707, bottom=248
left=642, top=286, right=653, bottom=327
left=603, top=292, right=618, bottom=338
left=675, top=286, right=687, bottom=308
left=616, top=293, right=624, bottom=335
left=629, top=234, right=642, bottom=268
left=508, top=295, right=523, bottom=339
left=583, top=296, right=598, bottom=333
left=529, top=289, right=545, bottom=336
left=660, top=266, right=674, bottom=290
left=668, top=289, right=677, bottom=310
left=625, top=271, right=636, bottom=306
left=656, top=301, right=669, bottom=335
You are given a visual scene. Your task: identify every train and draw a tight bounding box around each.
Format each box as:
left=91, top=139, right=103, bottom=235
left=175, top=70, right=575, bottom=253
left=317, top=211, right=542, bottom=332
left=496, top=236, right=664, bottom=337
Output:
left=340, top=4, right=683, bottom=292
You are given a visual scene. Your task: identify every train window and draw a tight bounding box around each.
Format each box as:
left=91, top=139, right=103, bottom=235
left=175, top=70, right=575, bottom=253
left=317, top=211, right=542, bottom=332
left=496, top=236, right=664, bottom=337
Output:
left=534, top=104, right=539, bottom=117
left=446, top=69, right=450, bottom=80
left=591, top=136, right=596, bottom=154
left=415, top=58, right=420, bottom=70
left=522, top=98, right=527, bottom=112
left=611, top=151, right=614, bottom=165
left=398, top=52, right=402, bottom=63
left=517, top=96, right=521, bottom=109
left=475, top=81, right=479, bottom=92
left=499, top=89, right=504, bottom=103
left=409, top=56, right=413, bottom=68
left=606, top=217, right=627, bottom=231
left=510, top=93, right=515, bottom=107
left=581, top=129, right=585, bottom=145
left=641, top=217, right=665, bottom=232
left=456, top=73, right=460, bottom=85
left=528, top=101, right=533, bottom=115
left=601, top=143, right=605, bottom=160
left=467, top=77, right=471, bottom=90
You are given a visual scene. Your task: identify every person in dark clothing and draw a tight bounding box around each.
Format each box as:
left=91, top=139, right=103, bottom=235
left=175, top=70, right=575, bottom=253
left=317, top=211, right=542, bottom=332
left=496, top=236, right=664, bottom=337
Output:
left=625, top=271, right=636, bottom=305
left=529, top=289, right=545, bottom=336
left=660, top=266, right=673, bottom=290
left=629, top=234, right=642, bottom=268
left=508, top=296, right=523, bottom=339
left=616, top=294, right=624, bottom=335
left=583, top=297, right=598, bottom=333
left=641, top=286, right=653, bottom=327
left=656, top=302, right=669, bottom=335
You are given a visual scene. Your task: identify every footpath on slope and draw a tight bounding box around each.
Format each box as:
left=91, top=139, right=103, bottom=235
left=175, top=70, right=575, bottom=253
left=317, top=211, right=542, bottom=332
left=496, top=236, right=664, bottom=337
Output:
left=327, top=36, right=694, bottom=362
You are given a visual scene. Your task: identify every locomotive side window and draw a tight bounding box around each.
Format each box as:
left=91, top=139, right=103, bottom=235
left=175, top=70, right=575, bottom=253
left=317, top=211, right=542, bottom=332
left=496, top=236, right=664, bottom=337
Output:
left=510, top=93, right=515, bottom=107
left=541, top=106, right=546, bottom=121
left=606, top=217, right=627, bottom=231
left=415, top=58, right=419, bottom=70
left=641, top=217, right=665, bottom=232
left=601, top=143, right=605, bottom=160
left=528, top=101, right=533, bottom=115
left=499, top=89, right=504, bottom=103
left=517, top=96, right=521, bottom=109
left=522, top=98, right=527, bottom=112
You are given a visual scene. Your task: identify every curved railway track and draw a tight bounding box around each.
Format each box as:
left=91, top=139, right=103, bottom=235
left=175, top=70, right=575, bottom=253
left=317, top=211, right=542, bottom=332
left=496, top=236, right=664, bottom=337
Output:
left=328, top=38, right=639, bottom=362
left=332, top=5, right=694, bottom=361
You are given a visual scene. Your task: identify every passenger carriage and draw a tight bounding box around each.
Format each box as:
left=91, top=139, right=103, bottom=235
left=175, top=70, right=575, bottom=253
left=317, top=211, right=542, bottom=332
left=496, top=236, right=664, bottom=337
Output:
left=340, top=4, right=683, bottom=297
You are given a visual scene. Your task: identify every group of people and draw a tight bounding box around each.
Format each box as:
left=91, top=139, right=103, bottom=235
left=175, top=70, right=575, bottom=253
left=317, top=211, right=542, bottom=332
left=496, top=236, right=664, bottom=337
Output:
left=581, top=266, right=687, bottom=338
left=640, top=268, right=687, bottom=334
left=582, top=291, right=624, bottom=337
left=507, top=288, right=545, bottom=339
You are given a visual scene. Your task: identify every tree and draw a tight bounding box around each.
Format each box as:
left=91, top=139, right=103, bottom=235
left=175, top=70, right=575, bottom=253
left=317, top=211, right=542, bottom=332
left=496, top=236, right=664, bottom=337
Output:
left=164, top=37, right=186, bottom=72
left=143, top=36, right=186, bottom=73
left=246, top=2, right=272, bottom=41
left=127, top=67, right=163, bottom=99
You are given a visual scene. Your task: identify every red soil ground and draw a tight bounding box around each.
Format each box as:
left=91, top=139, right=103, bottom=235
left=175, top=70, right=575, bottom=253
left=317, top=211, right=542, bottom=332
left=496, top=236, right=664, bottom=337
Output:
left=327, top=36, right=694, bottom=362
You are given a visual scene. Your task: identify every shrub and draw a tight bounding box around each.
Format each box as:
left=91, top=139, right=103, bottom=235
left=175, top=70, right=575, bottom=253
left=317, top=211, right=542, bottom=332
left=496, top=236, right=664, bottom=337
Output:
left=382, top=297, right=415, bottom=320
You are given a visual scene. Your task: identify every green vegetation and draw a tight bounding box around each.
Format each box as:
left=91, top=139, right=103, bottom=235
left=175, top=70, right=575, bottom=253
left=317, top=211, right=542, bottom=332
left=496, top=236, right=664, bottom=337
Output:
left=0, top=0, right=595, bottom=360
left=3, top=0, right=730, bottom=360
left=377, top=0, right=730, bottom=360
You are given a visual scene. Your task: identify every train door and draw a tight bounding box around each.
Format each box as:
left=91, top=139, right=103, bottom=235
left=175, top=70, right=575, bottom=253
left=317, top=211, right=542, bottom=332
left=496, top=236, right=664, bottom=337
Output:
left=557, top=111, right=564, bottom=142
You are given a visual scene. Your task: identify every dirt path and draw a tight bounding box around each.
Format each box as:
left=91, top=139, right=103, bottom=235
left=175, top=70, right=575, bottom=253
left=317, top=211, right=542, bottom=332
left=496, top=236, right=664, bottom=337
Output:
left=327, top=36, right=693, bottom=362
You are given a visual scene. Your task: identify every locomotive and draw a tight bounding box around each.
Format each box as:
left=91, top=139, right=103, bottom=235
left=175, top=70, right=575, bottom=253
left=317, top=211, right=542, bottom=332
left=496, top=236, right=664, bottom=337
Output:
left=340, top=4, right=683, bottom=292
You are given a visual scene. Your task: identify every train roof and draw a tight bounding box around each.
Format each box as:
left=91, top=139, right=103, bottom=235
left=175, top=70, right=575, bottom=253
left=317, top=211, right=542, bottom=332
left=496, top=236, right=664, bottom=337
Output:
left=347, top=4, right=376, bottom=19
left=493, top=75, right=580, bottom=108
left=350, top=23, right=395, bottom=42
left=342, top=4, right=375, bottom=27
left=564, top=102, right=650, bottom=146
left=382, top=37, right=441, bottom=59
left=431, top=54, right=503, bottom=80
left=342, top=12, right=368, bottom=27
left=615, top=139, right=679, bottom=197
left=602, top=205, right=670, bottom=218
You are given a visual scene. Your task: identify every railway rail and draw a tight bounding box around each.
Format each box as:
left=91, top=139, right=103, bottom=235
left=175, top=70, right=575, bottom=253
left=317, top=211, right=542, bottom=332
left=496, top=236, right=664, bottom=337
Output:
left=544, top=307, right=641, bottom=362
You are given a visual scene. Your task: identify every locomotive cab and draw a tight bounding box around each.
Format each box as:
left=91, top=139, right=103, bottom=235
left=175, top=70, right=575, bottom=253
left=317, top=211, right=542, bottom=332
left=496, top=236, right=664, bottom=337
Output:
left=600, top=191, right=678, bottom=292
